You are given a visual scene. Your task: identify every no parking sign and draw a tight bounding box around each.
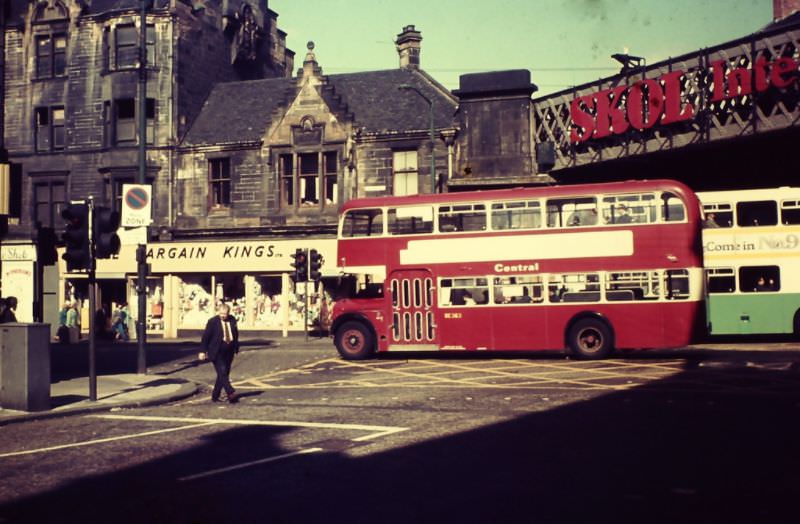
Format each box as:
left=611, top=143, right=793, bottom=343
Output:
left=121, top=184, right=153, bottom=227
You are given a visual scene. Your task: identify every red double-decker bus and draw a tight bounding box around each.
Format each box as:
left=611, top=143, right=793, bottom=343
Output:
left=330, top=180, right=704, bottom=360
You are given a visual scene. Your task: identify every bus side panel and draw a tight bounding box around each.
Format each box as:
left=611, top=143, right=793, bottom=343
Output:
left=487, top=307, right=551, bottom=351
left=437, top=309, right=494, bottom=350
left=707, top=294, right=797, bottom=335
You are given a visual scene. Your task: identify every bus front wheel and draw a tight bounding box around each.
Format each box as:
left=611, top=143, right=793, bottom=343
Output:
left=335, top=321, right=375, bottom=360
left=567, top=318, right=613, bottom=360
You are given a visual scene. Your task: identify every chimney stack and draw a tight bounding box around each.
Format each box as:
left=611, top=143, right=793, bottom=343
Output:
left=774, top=0, right=800, bottom=20
left=396, top=25, right=422, bottom=69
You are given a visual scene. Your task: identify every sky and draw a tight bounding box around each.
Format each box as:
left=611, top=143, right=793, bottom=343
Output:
left=271, top=0, right=774, bottom=96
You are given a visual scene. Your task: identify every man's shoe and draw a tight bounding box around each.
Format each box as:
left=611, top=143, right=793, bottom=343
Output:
left=227, top=392, right=240, bottom=404
left=211, top=396, right=222, bottom=403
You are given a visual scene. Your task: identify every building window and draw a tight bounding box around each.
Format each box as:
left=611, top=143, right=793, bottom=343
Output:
left=299, top=153, right=319, bottom=206
left=324, top=151, right=338, bottom=204
left=280, top=151, right=339, bottom=209
left=280, top=154, right=294, bottom=207
left=393, top=150, right=418, bottom=196
left=35, top=33, right=67, bottom=78
left=33, top=180, right=66, bottom=229
left=209, top=158, right=231, bottom=208
left=114, top=24, right=155, bottom=69
left=112, top=98, right=155, bottom=145
left=35, top=106, right=65, bottom=152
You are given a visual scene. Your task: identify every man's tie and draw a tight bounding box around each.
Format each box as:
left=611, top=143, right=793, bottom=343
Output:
left=223, top=320, right=231, bottom=344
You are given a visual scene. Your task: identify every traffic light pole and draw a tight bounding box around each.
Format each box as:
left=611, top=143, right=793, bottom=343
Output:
left=136, top=0, right=148, bottom=374
left=87, top=200, right=97, bottom=402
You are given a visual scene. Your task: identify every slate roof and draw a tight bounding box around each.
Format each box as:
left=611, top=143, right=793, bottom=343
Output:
left=182, top=68, right=457, bottom=147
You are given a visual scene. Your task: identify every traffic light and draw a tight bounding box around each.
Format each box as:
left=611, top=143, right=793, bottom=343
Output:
left=291, top=248, right=308, bottom=282
left=61, top=202, right=91, bottom=271
left=309, top=249, right=323, bottom=281
left=36, top=225, right=58, bottom=266
left=93, top=206, right=121, bottom=259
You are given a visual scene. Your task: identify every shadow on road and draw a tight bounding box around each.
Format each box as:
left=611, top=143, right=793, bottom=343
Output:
left=2, top=359, right=800, bottom=523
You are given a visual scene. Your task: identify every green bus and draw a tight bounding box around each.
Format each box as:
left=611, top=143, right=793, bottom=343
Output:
left=699, top=188, right=800, bottom=335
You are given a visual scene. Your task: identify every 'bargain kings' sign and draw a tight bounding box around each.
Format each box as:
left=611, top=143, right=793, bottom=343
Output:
left=569, top=55, right=800, bottom=143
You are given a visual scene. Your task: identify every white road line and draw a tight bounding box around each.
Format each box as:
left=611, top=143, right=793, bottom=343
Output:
left=177, top=447, right=323, bottom=482
left=0, top=422, right=216, bottom=459
left=92, top=414, right=410, bottom=440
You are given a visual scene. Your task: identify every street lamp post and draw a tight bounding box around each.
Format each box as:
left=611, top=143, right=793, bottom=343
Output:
left=398, top=84, right=436, bottom=193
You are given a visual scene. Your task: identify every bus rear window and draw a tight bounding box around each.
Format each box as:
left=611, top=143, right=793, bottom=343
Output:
left=341, top=208, right=383, bottom=237
left=661, top=192, right=686, bottom=222
left=388, top=206, right=434, bottom=235
left=737, top=200, right=777, bottom=227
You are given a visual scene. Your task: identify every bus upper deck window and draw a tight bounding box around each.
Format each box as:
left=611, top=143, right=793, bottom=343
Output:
left=388, top=206, right=434, bottom=235
left=737, top=201, right=777, bottom=227
left=702, top=203, right=733, bottom=228
left=781, top=200, right=800, bottom=225
left=342, top=208, right=383, bottom=237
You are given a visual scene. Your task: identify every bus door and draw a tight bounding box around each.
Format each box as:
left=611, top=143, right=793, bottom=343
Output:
left=388, top=270, right=439, bottom=351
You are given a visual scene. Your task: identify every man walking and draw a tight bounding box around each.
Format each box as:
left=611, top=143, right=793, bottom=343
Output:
left=201, top=302, right=240, bottom=403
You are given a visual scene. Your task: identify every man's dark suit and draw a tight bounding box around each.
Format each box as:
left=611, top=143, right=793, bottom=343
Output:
left=201, top=314, right=240, bottom=401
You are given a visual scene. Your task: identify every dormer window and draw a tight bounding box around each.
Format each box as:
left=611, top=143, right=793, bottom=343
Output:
left=32, top=1, right=69, bottom=79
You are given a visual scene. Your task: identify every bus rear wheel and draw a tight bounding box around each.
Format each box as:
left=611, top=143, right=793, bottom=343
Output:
left=335, top=321, right=375, bottom=360
left=567, top=318, right=613, bottom=360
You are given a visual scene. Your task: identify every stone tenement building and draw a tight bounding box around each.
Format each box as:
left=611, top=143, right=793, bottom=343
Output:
left=3, top=0, right=293, bottom=241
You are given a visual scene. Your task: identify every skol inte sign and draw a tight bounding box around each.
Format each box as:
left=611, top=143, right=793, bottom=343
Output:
left=569, top=54, right=800, bottom=143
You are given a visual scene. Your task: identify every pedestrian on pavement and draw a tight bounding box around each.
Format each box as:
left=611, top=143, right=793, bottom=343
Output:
left=200, top=302, right=240, bottom=403
left=111, top=303, right=130, bottom=341
left=57, top=301, right=72, bottom=343
left=65, top=302, right=80, bottom=343
left=0, top=296, right=18, bottom=323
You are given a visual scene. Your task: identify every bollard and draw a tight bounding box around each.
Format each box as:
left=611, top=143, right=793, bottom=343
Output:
left=0, top=323, right=51, bottom=411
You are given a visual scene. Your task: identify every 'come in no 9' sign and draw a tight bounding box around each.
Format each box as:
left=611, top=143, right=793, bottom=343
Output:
left=121, top=184, right=153, bottom=227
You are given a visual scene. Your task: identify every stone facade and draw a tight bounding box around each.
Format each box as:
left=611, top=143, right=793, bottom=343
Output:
left=3, top=0, right=293, bottom=241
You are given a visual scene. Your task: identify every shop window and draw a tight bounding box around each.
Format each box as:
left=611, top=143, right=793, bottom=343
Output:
left=737, top=200, right=777, bottom=227
left=209, top=158, right=231, bottom=208
left=35, top=106, right=65, bottom=151
left=33, top=179, right=66, bottom=229
left=36, top=33, right=67, bottom=78
left=178, top=276, right=214, bottom=327
left=393, top=150, right=418, bottom=196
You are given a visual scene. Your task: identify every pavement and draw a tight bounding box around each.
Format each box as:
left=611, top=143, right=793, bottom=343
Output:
left=0, top=331, right=333, bottom=426
left=0, top=372, right=199, bottom=425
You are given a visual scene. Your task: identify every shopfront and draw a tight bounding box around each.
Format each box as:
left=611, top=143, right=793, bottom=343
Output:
left=58, top=237, right=337, bottom=338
